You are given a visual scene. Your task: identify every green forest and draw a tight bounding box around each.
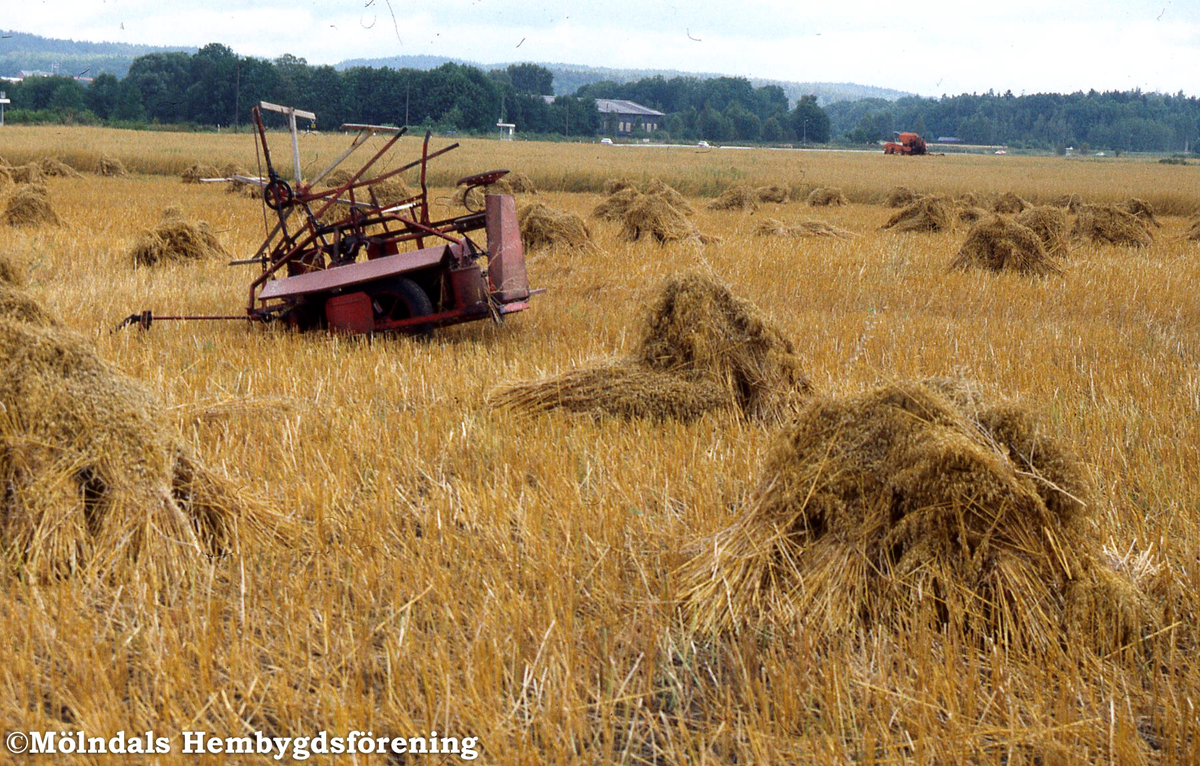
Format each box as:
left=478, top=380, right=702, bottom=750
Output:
left=3, top=41, right=1199, bottom=153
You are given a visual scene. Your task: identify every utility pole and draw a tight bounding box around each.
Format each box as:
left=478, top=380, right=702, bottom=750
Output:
left=234, top=56, right=241, bottom=133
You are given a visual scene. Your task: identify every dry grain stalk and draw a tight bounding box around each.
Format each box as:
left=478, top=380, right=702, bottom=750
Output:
left=883, top=185, right=921, bottom=208
left=491, top=273, right=810, bottom=423
left=806, top=186, right=848, bottom=207
left=1052, top=193, right=1086, bottom=212
left=620, top=194, right=713, bottom=244
left=951, top=215, right=1061, bottom=276
left=517, top=201, right=592, bottom=252
left=645, top=178, right=695, bottom=216
left=1014, top=205, right=1071, bottom=256
left=883, top=195, right=953, bottom=233
left=1187, top=218, right=1200, bottom=241
left=2, top=184, right=62, bottom=228
left=755, top=185, right=791, bottom=204
left=37, top=157, right=83, bottom=179
left=1072, top=204, right=1154, bottom=247
left=1117, top=198, right=1161, bottom=228
left=592, top=187, right=642, bottom=221
left=0, top=317, right=282, bottom=581
left=991, top=191, right=1030, bottom=214
left=181, top=164, right=221, bottom=184
left=680, top=379, right=1158, bottom=655
left=754, top=217, right=856, bottom=240
left=97, top=156, right=128, bottom=177
left=707, top=185, right=760, bottom=212
left=129, top=206, right=230, bottom=266
left=8, top=163, right=46, bottom=185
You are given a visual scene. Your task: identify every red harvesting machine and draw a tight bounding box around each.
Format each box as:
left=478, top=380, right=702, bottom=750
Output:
left=119, top=101, right=533, bottom=336
left=883, top=131, right=928, bottom=155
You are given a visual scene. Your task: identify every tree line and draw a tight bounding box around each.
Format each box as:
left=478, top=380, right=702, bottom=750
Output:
left=3, top=44, right=600, bottom=137
left=827, top=90, right=1200, bottom=153
left=2, top=43, right=825, bottom=143
left=4, top=41, right=1199, bottom=152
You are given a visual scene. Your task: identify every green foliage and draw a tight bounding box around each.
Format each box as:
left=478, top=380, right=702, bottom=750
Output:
left=825, top=89, right=1200, bottom=152
left=791, top=95, right=831, bottom=143
left=507, top=63, right=553, bottom=95
left=576, top=74, right=794, bottom=142
left=8, top=34, right=1198, bottom=152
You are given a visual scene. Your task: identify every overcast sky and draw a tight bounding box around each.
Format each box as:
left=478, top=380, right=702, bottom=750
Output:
left=6, top=0, right=1200, bottom=97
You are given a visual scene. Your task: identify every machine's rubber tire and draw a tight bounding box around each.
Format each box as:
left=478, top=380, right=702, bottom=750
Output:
left=369, top=277, right=434, bottom=336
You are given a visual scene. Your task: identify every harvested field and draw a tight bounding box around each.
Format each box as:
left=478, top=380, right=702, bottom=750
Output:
left=645, top=178, right=695, bottom=215
left=1053, top=192, right=1086, bottom=211
left=633, top=272, right=811, bottom=420
left=592, top=186, right=641, bottom=221
left=951, top=215, right=1061, bottom=276
left=602, top=177, right=637, bottom=195
left=0, top=250, right=25, bottom=285
left=957, top=204, right=990, bottom=224
left=488, top=363, right=729, bottom=422
left=506, top=171, right=538, bottom=194
left=1, top=126, right=1198, bottom=764
left=0, top=284, right=58, bottom=325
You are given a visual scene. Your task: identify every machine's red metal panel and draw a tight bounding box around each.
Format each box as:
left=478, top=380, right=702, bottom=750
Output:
left=325, top=292, right=375, bottom=334
left=485, top=195, right=530, bottom=302
left=450, top=265, right=488, bottom=308
left=258, top=244, right=455, bottom=301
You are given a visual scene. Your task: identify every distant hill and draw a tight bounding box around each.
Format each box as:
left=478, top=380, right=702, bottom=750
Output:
left=336, top=55, right=913, bottom=106
left=0, top=30, right=193, bottom=79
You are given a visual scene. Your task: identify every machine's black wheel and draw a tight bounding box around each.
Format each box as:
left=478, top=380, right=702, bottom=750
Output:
left=263, top=178, right=294, bottom=210
left=368, top=277, right=434, bottom=336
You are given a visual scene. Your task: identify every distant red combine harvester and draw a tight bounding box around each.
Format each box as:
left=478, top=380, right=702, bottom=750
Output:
left=883, top=131, right=928, bottom=155
left=119, top=101, right=534, bottom=336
